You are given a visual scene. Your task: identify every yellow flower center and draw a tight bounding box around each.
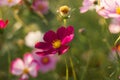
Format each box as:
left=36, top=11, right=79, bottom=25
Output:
left=41, top=56, right=50, bottom=64
left=8, top=0, right=13, bottom=3
left=52, top=40, right=61, bottom=49
left=116, top=7, right=120, bottom=14
left=59, top=5, right=70, bottom=15
left=23, top=68, right=29, bottom=74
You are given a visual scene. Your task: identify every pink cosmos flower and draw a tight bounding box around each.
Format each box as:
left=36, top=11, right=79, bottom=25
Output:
left=10, top=53, right=39, bottom=80
left=0, top=20, right=8, bottom=29
left=96, top=0, right=120, bottom=18
left=32, top=50, right=59, bottom=73
left=80, top=0, right=98, bottom=13
left=32, top=0, right=49, bottom=14
left=109, top=18, right=120, bottom=34
left=0, top=0, right=21, bottom=7
left=35, top=26, right=74, bottom=55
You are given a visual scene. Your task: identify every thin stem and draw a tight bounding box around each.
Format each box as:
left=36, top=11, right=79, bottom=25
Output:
left=0, top=8, right=3, bottom=18
left=13, top=9, right=27, bottom=27
left=69, top=56, right=77, bottom=80
left=65, top=57, right=68, bottom=80
left=8, top=49, right=11, bottom=79
left=114, top=35, right=120, bottom=46
left=63, top=19, right=67, bottom=27
left=80, top=52, right=92, bottom=80
left=35, top=11, right=48, bottom=25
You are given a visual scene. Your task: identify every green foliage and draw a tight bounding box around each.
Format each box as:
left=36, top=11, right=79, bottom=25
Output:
left=0, top=0, right=120, bottom=80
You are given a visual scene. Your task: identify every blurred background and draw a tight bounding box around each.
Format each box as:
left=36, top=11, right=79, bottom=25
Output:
left=0, top=0, right=119, bottom=80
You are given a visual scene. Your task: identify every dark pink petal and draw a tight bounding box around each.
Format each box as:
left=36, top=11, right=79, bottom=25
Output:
left=65, top=26, right=74, bottom=36
left=35, top=42, right=52, bottom=50
left=43, top=30, right=57, bottom=43
left=62, top=34, right=74, bottom=45
left=0, top=20, right=8, bottom=29
left=58, top=45, right=69, bottom=55
left=57, top=26, right=66, bottom=40
left=57, top=26, right=74, bottom=41
left=36, top=48, right=57, bottom=56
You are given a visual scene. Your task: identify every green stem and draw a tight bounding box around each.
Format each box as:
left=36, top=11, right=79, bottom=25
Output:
left=80, top=52, right=92, bottom=80
left=65, top=57, right=68, bottom=80
left=114, top=35, right=120, bottom=46
left=8, top=50, right=11, bottom=79
left=35, top=11, right=48, bottom=25
left=69, top=56, right=77, bottom=80
left=63, top=19, right=67, bottom=27
left=0, top=8, right=3, bottom=18
left=13, top=9, right=26, bottom=26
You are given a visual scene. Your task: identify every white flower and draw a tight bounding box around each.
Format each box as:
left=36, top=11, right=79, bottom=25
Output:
left=0, top=0, right=21, bottom=7
left=25, top=31, right=43, bottom=48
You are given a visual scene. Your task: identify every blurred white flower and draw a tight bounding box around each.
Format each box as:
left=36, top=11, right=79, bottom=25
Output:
left=0, top=0, right=21, bottom=7
left=25, top=31, right=43, bottom=48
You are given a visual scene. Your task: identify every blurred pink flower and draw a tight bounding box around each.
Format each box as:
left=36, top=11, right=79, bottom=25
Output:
left=109, top=18, right=120, bottom=34
left=35, top=26, right=74, bottom=56
left=80, top=0, right=97, bottom=13
left=0, top=0, right=21, bottom=7
left=0, top=19, right=8, bottom=29
left=32, top=50, right=59, bottom=73
left=10, top=53, right=39, bottom=80
left=96, top=0, right=120, bottom=18
left=32, top=0, right=49, bottom=14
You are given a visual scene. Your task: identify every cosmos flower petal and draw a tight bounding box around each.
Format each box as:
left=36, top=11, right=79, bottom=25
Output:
left=80, top=6, right=89, bottom=13
left=20, top=74, right=29, bottom=80
left=57, top=26, right=74, bottom=41
left=57, top=26, right=66, bottom=40
left=108, top=13, right=120, bottom=18
left=65, top=26, right=74, bottom=36
left=96, top=0, right=120, bottom=18
left=0, top=20, right=8, bottom=29
left=109, top=18, right=120, bottom=34
left=58, top=45, right=69, bottom=55
left=10, top=58, right=24, bottom=75
left=62, top=34, right=74, bottom=45
left=24, top=53, right=34, bottom=66
left=43, top=30, right=57, bottom=43
left=35, top=42, right=52, bottom=50
left=29, top=62, right=39, bottom=77
left=36, top=48, right=57, bottom=56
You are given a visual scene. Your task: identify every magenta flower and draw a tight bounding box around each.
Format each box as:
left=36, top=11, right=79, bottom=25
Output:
left=10, top=53, right=39, bottom=80
left=32, top=50, right=59, bottom=73
left=109, top=18, right=120, bottom=34
left=35, top=26, right=74, bottom=55
left=0, top=19, right=8, bottom=29
left=80, top=0, right=97, bottom=13
left=96, top=0, right=120, bottom=18
left=32, top=0, right=49, bottom=14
